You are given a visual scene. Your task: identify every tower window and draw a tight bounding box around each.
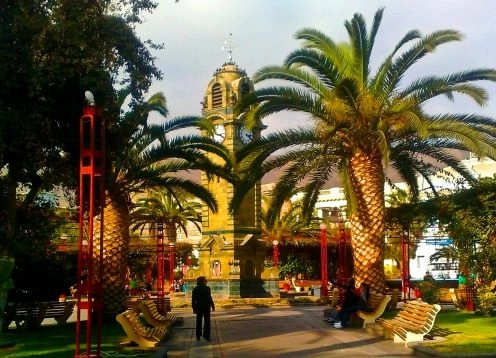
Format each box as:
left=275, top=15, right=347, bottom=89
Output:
left=240, top=82, right=250, bottom=98
left=212, top=83, right=222, bottom=108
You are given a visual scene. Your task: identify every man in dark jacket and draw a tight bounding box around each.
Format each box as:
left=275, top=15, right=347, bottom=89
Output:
left=333, top=282, right=370, bottom=328
left=192, top=276, right=215, bottom=341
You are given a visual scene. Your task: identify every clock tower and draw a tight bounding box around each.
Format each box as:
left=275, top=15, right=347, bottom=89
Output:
left=195, top=59, right=271, bottom=297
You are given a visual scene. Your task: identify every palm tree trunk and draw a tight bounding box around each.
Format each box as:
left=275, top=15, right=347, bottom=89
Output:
left=101, top=195, right=130, bottom=321
left=348, top=152, right=386, bottom=293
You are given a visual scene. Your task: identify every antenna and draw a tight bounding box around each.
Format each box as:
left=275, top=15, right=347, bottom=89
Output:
left=221, top=33, right=238, bottom=62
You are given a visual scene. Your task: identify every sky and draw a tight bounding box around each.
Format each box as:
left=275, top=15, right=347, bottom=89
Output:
left=136, top=0, right=496, bottom=133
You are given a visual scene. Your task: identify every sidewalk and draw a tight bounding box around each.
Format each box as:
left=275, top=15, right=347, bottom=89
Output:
left=161, top=305, right=421, bottom=358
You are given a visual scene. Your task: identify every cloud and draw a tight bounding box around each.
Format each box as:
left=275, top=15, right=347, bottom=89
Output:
left=137, top=0, right=496, bottom=129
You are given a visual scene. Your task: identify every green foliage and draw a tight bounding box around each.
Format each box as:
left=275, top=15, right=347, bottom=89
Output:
left=0, top=258, right=14, bottom=292
left=234, top=8, right=496, bottom=293
left=418, top=280, right=440, bottom=304
left=278, top=253, right=317, bottom=279
left=0, top=1, right=162, bottom=256
left=475, top=285, right=496, bottom=317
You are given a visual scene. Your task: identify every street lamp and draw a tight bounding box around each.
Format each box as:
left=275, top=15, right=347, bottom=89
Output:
left=169, top=243, right=175, bottom=283
left=401, top=229, right=411, bottom=301
left=272, top=240, right=279, bottom=267
left=330, top=208, right=348, bottom=286
left=320, top=223, right=328, bottom=300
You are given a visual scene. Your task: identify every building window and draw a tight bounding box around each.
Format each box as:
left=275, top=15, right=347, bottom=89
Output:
left=417, top=255, right=424, bottom=269
left=241, top=82, right=250, bottom=97
left=212, top=83, right=222, bottom=108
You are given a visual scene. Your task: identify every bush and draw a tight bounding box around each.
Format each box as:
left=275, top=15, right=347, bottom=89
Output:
left=278, top=253, right=316, bottom=279
left=418, top=281, right=440, bottom=304
left=476, top=285, right=496, bottom=317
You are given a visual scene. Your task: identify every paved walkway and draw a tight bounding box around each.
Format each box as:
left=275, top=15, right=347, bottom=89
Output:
left=162, top=305, right=420, bottom=358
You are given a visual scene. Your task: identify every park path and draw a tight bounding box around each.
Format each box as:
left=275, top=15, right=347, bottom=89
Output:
left=164, top=305, right=419, bottom=358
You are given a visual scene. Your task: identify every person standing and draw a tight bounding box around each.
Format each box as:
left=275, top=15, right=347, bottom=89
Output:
left=192, top=276, right=215, bottom=341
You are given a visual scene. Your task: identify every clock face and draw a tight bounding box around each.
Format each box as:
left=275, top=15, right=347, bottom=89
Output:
left=238, top=125, right=253, bottom=144
left=213, top=124, right=226, bottom=143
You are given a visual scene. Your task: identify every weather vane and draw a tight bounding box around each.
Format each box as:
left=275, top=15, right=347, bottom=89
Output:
left=221, top=33, right=238, bottom=62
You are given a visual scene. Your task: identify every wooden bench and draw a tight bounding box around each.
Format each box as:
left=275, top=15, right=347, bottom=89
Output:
left=3, top=301, right=76, bottom=330
left=356, top=294, right=391, bottom=328
left=42, top=301, right=76, bottom=324
left=368, top=300, right=441, bottom=346
left=138, top=300, right=176, bottom=328
left=116, top=309, right=168, bottom=349
left=323, top=287, right=340, bottom=317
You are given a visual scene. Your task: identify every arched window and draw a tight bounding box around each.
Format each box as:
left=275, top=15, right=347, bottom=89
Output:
left=241, top=82, right=251, bottom=96
left=212, top=83, right=222, bottom=108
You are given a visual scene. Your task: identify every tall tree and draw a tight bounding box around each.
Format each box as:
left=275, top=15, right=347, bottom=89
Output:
left=0, top=0, right=161, bottom=256
left=235, top=8, right=496, bottom=292
left=100, top=90, right=232, bottom=320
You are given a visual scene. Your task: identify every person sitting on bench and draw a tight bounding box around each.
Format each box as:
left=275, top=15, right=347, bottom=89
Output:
left=333, top=282, right=371, bottom=329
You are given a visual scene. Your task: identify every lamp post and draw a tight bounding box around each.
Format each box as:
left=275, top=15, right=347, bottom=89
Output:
left=330, top=208, right=348, bottom=286
left=156, top=221, right=165, bottom=313
left=169, top=243, right=175, bottom=283
left=401, top=230, right=411, bottom=301
left=338, top=228, right=348, bottom=285
left=272, top=240, right=279, bottom=267
left=320, top=223, right=328, bottom=300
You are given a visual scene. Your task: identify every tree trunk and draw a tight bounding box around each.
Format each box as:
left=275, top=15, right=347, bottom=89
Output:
left=100, top=195, right=129, bottom=321
left=348, top=152, right=386, bottom=293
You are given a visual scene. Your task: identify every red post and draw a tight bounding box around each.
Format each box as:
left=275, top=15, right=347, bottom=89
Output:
left=76, top=102, right=104, bottom=358
left=272, top=240, right=279, bottom=267
left=156, top=222, right=164, bottom=314
left=338, top=229, right=347, bottom=284
left=401, top=233, right=410, bottom=301
left=320, top=223, right=328, bottom=299
left=169, top=243, right=175, bottom=283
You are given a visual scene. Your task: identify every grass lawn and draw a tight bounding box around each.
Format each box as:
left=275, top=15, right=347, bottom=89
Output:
left=0, top=321, right=143, bottom=358
left=381, top=308, right=496, bottom=354
left=426, top=310, right=496, bottom=354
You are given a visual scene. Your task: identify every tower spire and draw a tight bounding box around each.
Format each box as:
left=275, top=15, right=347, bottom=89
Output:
left=221, top=33, right=238, bottom=63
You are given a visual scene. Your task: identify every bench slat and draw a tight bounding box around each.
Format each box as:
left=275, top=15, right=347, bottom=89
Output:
left=116, top=310, right=167, bottom=349
left=371, top=300, right=441, bottom=346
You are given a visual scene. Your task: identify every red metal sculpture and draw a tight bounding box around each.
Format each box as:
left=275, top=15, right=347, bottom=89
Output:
left=75, top=102, right=105, bottom=357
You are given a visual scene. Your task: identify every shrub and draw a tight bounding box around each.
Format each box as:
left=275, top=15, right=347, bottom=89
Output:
left=418, top=281, right=440, bottom=304
left=476, top=285, right=496, bottom=317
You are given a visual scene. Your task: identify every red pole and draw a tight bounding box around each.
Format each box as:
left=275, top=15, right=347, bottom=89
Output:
left=338, top=229, right=347, bottom=285
left=401, top=233, right=410, bottom=301
left=272, top=240, right=279, bottom=267
left=169, top=243, right=175, bottom=283
left=156, top=222, right=164, bottom=313
left=320, top=223, right=328, bottom=299
left=76, top=102, right=104, bottom=358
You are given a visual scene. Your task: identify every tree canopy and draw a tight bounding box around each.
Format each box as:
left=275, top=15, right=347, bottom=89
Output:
left=235, top=8, right=496, bottom=292
left=0, top=0, right=162, bottom=255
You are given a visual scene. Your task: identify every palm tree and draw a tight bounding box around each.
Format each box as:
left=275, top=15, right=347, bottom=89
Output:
left=234, top=8, right=496, bottom=292
left=261, top=196, right=320, bottom=247
left=100, top=90, right=232, bottom=320
left=130, top=188, right=202, bottom=244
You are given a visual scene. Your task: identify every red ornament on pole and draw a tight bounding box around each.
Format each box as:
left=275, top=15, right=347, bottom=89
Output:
left=320, top=223, right=328, bottom=299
